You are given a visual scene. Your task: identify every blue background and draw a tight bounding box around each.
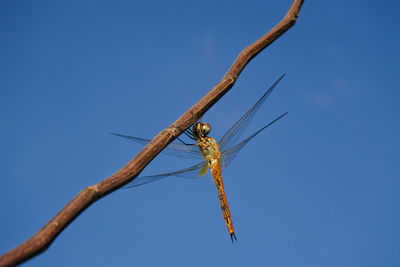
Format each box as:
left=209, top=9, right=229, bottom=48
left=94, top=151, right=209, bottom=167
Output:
left=1, top=1, right=399, bottom=266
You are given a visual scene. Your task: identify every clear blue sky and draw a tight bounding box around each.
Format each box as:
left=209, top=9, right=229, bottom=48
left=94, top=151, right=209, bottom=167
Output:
left=1, top=1, right=399, bottom=266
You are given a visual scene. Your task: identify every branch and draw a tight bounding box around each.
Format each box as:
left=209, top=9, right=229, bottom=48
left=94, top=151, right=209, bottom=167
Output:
left=0, top=1, right=304, bottom=266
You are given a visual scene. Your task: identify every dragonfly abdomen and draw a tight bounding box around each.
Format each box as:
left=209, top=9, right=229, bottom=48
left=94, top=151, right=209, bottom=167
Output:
left=210, top=162, right=237, bottom=242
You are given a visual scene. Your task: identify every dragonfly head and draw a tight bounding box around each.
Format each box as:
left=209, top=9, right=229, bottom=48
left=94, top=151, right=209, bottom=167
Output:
left=193, top=122, right=211, bottom=138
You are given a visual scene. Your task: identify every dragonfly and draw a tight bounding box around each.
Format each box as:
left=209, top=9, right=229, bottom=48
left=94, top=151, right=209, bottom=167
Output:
left=112, top=74, right=287, bottom=242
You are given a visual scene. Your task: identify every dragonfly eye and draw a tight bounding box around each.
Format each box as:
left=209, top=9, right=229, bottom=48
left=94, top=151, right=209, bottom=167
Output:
left=202, top=123, right=211, bottom=136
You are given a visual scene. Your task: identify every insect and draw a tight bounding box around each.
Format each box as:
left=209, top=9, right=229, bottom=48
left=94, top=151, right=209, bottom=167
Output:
left=112, top=74, right=287, bottom=242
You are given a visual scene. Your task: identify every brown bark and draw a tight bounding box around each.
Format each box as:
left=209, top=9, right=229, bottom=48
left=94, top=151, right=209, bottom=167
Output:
left=0, top=1, right=304, bottom=266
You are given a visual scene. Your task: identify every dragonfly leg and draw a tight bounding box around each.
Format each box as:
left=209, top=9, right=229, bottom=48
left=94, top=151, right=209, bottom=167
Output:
left=176, top=137, right=196, bottom=146
left=184, top=130, right=196, bottom=141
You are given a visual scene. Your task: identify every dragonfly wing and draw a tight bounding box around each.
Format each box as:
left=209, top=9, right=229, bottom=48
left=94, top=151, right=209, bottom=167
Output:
left=220, top=112, right=287, bottom=172
left=111, top=133, right=202, bottom=159
left=125, top=161, right=207, bottom=188
left=218, top=74, right=285, bottom=152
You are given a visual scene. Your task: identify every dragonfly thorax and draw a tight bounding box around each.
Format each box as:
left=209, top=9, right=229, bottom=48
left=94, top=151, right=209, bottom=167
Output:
left=193, top=122, right=211, bottom=139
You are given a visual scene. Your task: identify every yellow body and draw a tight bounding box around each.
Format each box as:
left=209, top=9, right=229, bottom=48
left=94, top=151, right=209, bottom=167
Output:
left=197, top=136, right=236, bottom=240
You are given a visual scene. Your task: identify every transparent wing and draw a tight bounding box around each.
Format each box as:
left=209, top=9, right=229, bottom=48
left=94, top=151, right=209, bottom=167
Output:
left=125, top=161, right=207, bottom=188
left=219, top=74, right=285, bottom=152
left=220, top=112, right=287, bottom=172
left=111, top=133, right=202, bottom=159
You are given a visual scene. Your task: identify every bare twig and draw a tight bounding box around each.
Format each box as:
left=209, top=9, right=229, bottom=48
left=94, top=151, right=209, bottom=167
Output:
left=0, top=1, right=304, bottom=266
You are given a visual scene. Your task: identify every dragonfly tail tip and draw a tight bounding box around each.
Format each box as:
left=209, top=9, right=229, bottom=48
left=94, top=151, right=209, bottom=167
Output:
left=230, top=233, right=237, bottom=242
